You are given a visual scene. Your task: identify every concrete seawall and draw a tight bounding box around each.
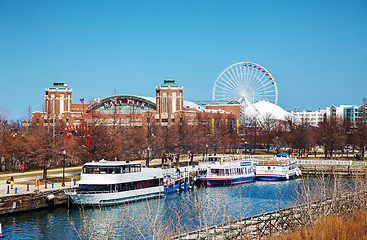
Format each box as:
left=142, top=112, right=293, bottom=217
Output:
left=300, top=165, right=367, bottom=177
left=0, top=189, right=71, bottom=215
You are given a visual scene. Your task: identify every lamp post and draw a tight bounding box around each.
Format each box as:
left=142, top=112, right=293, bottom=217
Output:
left=62, top=150, right=66, bottom=187
left=146, top=147, right=150, bottom=167
left=205, top=144, right=208, bottom=158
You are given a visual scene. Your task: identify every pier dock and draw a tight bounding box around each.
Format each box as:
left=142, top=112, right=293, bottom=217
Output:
left=0, top=189, right=71, bottom=215
left=0, top=166, right=80, bottom=215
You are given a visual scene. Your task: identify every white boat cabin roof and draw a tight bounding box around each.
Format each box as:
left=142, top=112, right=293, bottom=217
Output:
left=83, top=159, right=141, bottom=167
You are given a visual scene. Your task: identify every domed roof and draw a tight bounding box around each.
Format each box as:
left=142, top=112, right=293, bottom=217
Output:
left=244, top=100, right=290, bottom=121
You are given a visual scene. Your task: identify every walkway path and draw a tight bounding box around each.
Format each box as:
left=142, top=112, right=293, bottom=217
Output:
left=0, top=166, right=82, bottom=179
left=0, top=166, right=82, bottom=197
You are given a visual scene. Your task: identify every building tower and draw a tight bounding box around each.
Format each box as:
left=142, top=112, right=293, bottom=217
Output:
left=156, top=79, right=183, bottom=124
left=45, top=81, right=72, bottom=124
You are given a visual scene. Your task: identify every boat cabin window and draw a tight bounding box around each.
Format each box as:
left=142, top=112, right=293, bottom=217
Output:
left=78, top=178, right=161, bottom=193
left=208, top=157, right=221, bottom=162
left=83, top=164, right=141, bottom=174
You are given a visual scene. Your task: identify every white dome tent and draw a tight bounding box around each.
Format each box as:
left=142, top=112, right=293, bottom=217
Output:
left=244, top=100, right=290, bottom=122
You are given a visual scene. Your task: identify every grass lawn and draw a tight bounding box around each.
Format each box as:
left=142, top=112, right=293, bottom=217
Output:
left=17, top=175, right=81, bottom=185
left=0, top=168, right=82, bottom=181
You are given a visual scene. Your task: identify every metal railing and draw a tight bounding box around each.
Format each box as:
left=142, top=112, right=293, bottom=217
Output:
left=297, top=159, right=357, bottom=166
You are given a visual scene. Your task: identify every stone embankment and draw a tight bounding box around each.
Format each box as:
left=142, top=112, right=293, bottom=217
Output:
left=298, top=159, right=367, bottom=177
left=173, top=190, right=367, bottom=239
left=0, top=189, right=71, bottom=215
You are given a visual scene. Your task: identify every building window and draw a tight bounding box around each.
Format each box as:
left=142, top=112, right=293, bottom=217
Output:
left=163, top=93, right=167, bottom=113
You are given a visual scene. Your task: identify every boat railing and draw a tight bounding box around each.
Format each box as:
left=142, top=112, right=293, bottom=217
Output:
left=65, top=190, right=116, bottom=195
left=256, top=159, right=292, bottom=166
left=203, top=154, right=257, bottom=162
left=199, top=158, right=253, bottom=167
left=297, top=159, right=354, bottom=166
left=209, top=173, right=238, bottom=177
left=163, top=171, right=189, bottom=186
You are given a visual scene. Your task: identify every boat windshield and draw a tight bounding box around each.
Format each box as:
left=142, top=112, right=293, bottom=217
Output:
left=82, top=164, right=141, bottom=174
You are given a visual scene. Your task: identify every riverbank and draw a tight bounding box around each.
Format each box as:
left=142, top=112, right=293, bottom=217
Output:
left=0, top=188, right=72, bottom=215
left=300, top=165, right=367, bottom=177
left=0, top=166, right=79, bottom=215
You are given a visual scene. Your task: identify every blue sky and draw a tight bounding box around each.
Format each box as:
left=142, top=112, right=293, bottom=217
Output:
left=1, top=0, right=366, bottom=121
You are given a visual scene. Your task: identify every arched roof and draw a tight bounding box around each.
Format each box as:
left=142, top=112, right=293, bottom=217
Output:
left=86, top=94, right=206, bottom=115
left=87, top=95, right=156, bottom=113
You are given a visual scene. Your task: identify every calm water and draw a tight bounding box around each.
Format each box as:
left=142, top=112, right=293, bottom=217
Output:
left=0, top=178, right=354, bottom=239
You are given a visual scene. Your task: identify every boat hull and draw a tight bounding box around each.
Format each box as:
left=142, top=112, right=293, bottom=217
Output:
left=197, top=176, right=254, bottom=186
left=67, top=186, right=164, bottom=206
left=255, top=172, right=297, bottom=181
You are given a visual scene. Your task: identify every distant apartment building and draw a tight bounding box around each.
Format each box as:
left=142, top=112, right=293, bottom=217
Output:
left=325, top=105, right=361, bottom=123
left=290, top=110, right=326, bottom=126
left=291, top=104, right=363, bottom=126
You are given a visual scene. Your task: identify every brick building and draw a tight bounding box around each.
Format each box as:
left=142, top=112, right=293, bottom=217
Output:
left=27, top=81, right=89, bottom=127
left=26, top=79, right=239, bottom=128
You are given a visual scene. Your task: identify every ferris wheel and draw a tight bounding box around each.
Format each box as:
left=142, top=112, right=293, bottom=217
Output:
left=212, top=62, right=278, bottom=107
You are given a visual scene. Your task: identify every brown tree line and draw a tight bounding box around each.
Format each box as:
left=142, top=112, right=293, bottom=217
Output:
left=1, top=100, right=367, bottom=172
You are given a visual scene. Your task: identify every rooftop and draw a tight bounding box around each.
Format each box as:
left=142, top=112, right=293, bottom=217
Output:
left=161, top=79, right=178, bottom=87
left=49, top=81, right=67, bottom=89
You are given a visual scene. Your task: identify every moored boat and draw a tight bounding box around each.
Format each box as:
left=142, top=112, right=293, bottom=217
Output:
left=255, top=153, right=301, bottom=181
left=65, top=159, right=164, bottom=206
left=197, top=155, right=255, bottom=186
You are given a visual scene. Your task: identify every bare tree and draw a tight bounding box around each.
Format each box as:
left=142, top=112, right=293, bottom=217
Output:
left=352, top=98, right=367, bottom=160
left=73, top=123, right=123, bottom=163
left=27, top=119, right=63, bottom=183
left=245, top=117, right=260, bottom=154
left=261, top=113, right=276, bottom=153
left=317, top=116, right=346, bottom=159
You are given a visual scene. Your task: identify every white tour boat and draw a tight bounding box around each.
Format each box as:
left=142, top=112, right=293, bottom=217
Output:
left=66, top=159, right=164, bottom=206
left=197, top=155, right=255, bottom=186
left=255, top=153, right=301, bottom=181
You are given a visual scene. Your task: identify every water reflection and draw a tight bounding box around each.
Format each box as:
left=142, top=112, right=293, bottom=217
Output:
left=0, top=177, right=355, bottom=239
